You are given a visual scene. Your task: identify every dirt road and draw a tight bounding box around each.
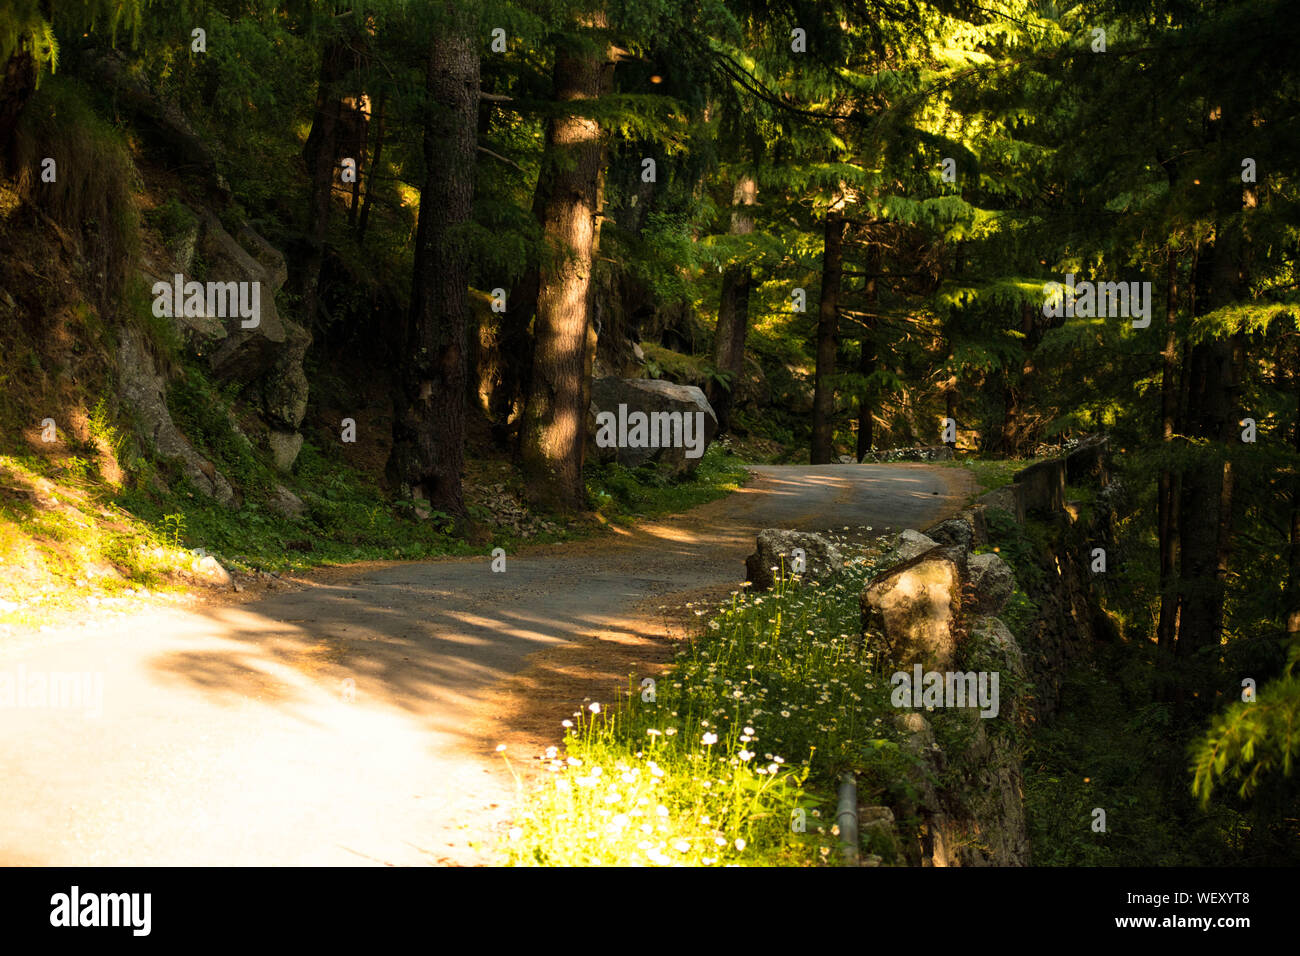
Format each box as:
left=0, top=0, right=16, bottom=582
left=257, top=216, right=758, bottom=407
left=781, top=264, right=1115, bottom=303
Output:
left=0, top=464, right=972, bottom=866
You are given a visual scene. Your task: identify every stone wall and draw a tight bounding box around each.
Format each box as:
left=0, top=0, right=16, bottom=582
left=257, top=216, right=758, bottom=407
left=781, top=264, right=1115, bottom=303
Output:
left=857, top=437, right=1116, bottom=866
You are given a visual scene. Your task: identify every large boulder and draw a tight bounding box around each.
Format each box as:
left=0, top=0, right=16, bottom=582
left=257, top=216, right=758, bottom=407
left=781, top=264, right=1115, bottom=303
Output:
left=117, top=326, right=236, bottom=506
left=142, top=208, right=310, bottom=471
left=862, top=546, right=966, bottom=671
left=975, top=485, right=1024, bottom=524
left=746, top=529, right=842, bottom=590
left=194, top=209, right=300, bottom=388
left=967, top=552, right=1016, bottom=617
left=267, top=484, right=305, bottom=519
left=190, top=553, right=233, bottom=587
left=926, top=509, right=987, bottom=551
left=890, top=712, right=955, bottom=867
left=890, top=529, right=939, bottom=563
left=588, top=377, right=718, bottom=475
left=267, top=431, right=304, bottom=474
left=890, top=620, right=1032, bottom=868
left=966, top=616, right=1027, bottom=689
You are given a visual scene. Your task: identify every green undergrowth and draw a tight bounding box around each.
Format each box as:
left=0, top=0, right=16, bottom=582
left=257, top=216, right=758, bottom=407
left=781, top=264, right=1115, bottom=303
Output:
left=1022, top=646, right=1248, bottom=866
left=945, top=456, right=1049, bottom=501
left=504, top=541, right=932, bottom=866
left=114, top=445, right=470, bottom=575
left=0, top=454, right=189, bottom=626
left=122, top=443, right=749, bottom=576
left=976, top=507, right=1045, bottom=636
left=586, top=443, right=748, bottom=523
left=1, top=374, right=754, bottom=627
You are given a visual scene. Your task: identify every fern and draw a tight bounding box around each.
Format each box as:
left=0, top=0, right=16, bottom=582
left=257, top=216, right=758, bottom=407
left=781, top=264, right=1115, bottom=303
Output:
left=1191, top=641, right=1300, bottom=805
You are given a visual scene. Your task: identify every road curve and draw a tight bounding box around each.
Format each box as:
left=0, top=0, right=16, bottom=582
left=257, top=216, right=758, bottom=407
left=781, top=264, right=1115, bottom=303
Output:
left=0, top=464, right=973, bottom=866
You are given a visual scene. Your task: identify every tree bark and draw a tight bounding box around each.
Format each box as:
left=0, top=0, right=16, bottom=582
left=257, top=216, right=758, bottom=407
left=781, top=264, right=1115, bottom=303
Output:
left=1157, top=245, right=1182, bottom=654
left=1176, top=340, right=1232, bottom=651
left=811, top=214, right=846, bottom=463
left=1176, top=226, right=1240, bottom=704
left=1290, top=367, right=1300, bottom=638
left=708, top=175, right=758, bottom=435
left=518, top=24, right=614, bottom=510
left=945, top=388, right=958, bottom=448
left=356, top=91, right=386, bottom=243
left=0, top=45, right=37, bottom=169
left=855, top=249, right=880, bottom=462
left=386, top=22, right=479, bottom=520
left=301, top=37, right=355, bottom=328
left=346, top=98, right=366, bottom=229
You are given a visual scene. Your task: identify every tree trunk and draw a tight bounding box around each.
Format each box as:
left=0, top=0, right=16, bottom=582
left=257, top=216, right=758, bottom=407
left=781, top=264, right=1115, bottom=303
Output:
left=1176, top=339, right=1232, bottom=651
left=856, top=337, right=875, bottom=460
left=810, top=214, right=846, bottom=463
left=1290, top=368, right=1300, bottom=638
left=492, top=268, right=540, bottom=431
left=386, top=22, right=479, bottom=520
left=356, top=91, right=386, bottom=243
left=301, top=38, right=354, bottom=328
left=1176, top=227, right=1240, bottom=704
left=346, top=97, right=367, bottom=229
left=490, top=167, right=554, bottom=442
left=855, top=252, right=880, bottom=462
left=945, top=388, right=958, bottom=448
left=708, top=175, right=758, bottom=435
left=518, top=26, right=613, bottom=510
left=1157, top=245, right=1182, bottom=654
left=0, top=45, right=37, bottom=168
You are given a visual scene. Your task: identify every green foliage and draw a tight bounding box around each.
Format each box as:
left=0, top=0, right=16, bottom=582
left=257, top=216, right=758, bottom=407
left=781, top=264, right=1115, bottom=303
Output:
left=161, top=512, right=185, bottom=548
left=956, top=457, right=1038, bottom=495
left=86, top=395, right=126, bottom=464
left=1192, top=642, right=1300, bottom=806
left=585, top=443, right=747, bottom=522
left=1, top=0, right=152, bottom=78
left=11, top=75, right=140, bottom=296
left=506, top=541, right=921, bottom=866
left=165, top=367, right=273, bottom=498
left=982, top=508, right=1050, bottom=594
left=1024, top=655, right=1244, bottom=866
left=144, top=197, right=198, bottom=250
left=121, top=275, right=180, bottom=363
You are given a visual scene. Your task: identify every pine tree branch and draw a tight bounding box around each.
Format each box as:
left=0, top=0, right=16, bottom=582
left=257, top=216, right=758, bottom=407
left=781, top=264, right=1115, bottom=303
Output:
left=478, top=145, right=525, bottom=171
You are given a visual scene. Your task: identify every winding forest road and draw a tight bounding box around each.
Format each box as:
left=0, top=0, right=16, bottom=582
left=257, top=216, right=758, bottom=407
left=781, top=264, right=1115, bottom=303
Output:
left=0, top=464, right=972, bottom=866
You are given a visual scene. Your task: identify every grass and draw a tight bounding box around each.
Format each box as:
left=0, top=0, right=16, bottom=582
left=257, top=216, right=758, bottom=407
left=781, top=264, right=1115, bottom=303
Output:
left=12, top=76, right=140, bottom=301
left=0, top=454, right=194, bottom=627
left=503, top=538, right=934, bottom=866
left=111, top=441, right=749, bottom=577
left=0, top=379, right=753, bottom=626
left=586, top=443, right=748, bottom=524
left=943, top=456, right=1047, bottom=500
